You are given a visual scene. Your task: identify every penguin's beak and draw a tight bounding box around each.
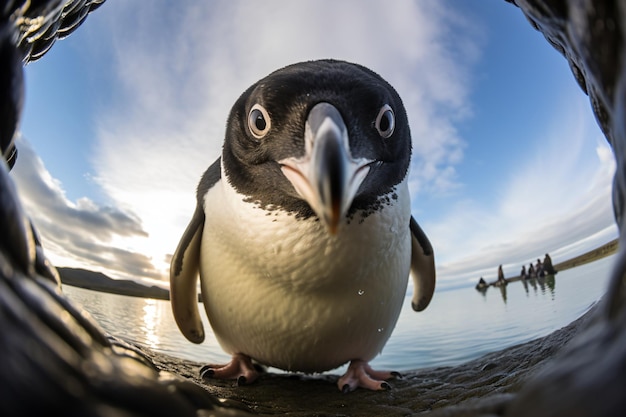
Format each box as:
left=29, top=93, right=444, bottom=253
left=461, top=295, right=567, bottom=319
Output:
left=280, top=102, right=374, bottom=234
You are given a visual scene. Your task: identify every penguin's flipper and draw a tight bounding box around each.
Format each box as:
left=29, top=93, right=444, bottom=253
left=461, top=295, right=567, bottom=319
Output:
left=170, top=158, right=222, bottom=344
left=409, top=216, right=436, bottom=312
left=170, top=206, right=205, bottom=343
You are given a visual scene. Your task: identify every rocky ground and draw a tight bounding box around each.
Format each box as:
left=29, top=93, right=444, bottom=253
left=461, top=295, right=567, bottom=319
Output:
left=135, top=303, right=597, bottom=416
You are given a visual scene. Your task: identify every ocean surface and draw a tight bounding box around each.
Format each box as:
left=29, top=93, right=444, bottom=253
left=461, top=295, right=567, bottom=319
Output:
left=62, top=254, right=616, bottom=375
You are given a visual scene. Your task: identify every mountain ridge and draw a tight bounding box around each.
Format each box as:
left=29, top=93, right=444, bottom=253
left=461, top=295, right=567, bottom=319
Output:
left=58, top=267, right=171, bottom=300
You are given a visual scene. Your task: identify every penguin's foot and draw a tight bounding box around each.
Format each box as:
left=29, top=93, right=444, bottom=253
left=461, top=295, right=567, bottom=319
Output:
left=200, top=353, right=260, bottom=386
left=337, top=359, right=401, bottom=392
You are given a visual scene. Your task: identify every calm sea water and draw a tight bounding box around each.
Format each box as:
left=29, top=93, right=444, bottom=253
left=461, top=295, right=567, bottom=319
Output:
left=62, top=255, right=615, bottom=374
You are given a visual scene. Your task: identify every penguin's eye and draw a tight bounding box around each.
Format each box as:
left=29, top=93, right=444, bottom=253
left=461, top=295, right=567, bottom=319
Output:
left=248, top=104, right=271, bottom=139
left=375, top=104, right=395, bottom=138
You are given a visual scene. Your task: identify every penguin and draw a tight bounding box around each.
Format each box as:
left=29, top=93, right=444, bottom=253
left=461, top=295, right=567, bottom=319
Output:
left=170, top=59, right=436, bottom=392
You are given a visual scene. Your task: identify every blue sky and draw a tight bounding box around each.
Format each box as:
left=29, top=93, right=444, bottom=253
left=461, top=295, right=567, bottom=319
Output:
left=11, top=0, right=617, bottom=291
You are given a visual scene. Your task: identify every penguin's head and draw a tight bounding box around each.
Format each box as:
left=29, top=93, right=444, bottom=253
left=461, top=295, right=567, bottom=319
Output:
left=222, top=59, right=411, bottom=233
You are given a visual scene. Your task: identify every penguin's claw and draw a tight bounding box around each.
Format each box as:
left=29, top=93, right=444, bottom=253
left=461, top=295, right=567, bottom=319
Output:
left=337, top=360, right=398, bottom=392
left=200, top=353, right=260, bottom=385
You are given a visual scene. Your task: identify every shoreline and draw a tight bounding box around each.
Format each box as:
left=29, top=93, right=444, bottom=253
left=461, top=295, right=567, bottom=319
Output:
left=59, top=238, right=620, bottom=299
left=479, top=238, right=618, bottom=288
left=135, top=300, right=601, bottom=416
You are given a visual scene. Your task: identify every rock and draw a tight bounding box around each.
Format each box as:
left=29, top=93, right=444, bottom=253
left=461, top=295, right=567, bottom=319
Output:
left=136, top=306, right=595, bottom=416
left=1, top=0, right=626, bottom=416
left=502, top=1, right=626, bottom=415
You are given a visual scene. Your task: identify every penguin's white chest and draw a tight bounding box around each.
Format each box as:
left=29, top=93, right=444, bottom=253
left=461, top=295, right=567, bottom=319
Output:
left=198, top=178, right=412, bottom=373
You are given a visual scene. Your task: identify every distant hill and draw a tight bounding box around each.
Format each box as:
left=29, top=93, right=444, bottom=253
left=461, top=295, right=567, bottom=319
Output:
left=552, top=238, right=619, bottom=271
left=58, top=267, right=170, bottom=300
left=477, top=238, right=619, bottom=288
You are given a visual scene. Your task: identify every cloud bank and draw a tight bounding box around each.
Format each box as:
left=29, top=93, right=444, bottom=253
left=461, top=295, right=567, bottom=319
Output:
left=12, top=0, right=619, bottom=290
left=11, top=136, right=162, bottom=281
left=85, top=0, right=483, bottom=281
left=428, top=90, right=618, bottom=288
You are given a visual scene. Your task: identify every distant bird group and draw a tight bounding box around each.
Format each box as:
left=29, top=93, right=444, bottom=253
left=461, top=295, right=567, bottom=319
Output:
left=476, top=253, right=557, bottom=291
left=519, top=253, right=557, bottom=280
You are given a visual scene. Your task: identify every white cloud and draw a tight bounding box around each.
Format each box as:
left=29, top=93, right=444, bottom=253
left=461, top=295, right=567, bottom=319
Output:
left=10, top=136, right=161, bottom=281
left=14, top=0, right=617, bottom=291
left=429, top=92, right=618, bottom=288
left=86, top=0, right=481, bottom=281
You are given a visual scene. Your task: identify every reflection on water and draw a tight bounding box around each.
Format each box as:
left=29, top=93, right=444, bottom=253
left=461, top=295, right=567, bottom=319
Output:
left=521, top=274, right=556, bottom=299
left=62, top=255, right=615, bottom=373
left=141, top=299, right=160, bottom=349
left=64, top=283, right=231, bottom=365
left=498, top=284, right=507, bottom=303
left=482, top=273, right=559, bottom=304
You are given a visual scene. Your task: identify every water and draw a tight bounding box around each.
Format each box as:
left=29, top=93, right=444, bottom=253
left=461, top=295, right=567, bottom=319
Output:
left=62, top=255, right=615, bottom=374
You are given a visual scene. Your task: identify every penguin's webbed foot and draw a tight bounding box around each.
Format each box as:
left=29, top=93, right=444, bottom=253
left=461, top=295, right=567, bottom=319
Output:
left=200, top=353, right=261, bottom=386
left=337, top=360, right=400, bottom=393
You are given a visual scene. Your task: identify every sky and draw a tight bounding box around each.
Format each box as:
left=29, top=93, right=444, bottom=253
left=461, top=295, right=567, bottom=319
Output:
left=10, top=0, right=618, bottom=292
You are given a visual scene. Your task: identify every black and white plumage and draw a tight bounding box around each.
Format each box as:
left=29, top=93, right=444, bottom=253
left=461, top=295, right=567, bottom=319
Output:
left=170, top=59, right=436, bottom=392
